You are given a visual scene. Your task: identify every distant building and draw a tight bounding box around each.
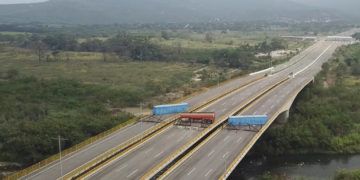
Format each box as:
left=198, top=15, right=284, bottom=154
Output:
left=326, top=36, right=354, bottom=42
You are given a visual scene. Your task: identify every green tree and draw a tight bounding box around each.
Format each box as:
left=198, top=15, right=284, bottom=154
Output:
left=352, top=33, right=360, bottom=40
left=161, top=31, right=170, bottom=40
left=205, top=32, right=214, bottom=43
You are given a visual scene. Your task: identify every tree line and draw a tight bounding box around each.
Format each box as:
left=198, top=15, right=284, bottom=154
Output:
left=353, top=32, right=360, bottom=40
left=0, top=71, right=133, bottom=165
left=251, top=44, right=360, bottom=156
left=0, top=31, right=287, bottom=69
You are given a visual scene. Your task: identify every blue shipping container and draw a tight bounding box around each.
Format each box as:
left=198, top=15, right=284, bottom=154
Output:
left=153, top=103, right=189, bottom=115
left=228, top=115, right=268, bottom=126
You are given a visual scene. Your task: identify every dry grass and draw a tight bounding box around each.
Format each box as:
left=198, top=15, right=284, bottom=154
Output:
left=0, top=47, right=200, bottom=90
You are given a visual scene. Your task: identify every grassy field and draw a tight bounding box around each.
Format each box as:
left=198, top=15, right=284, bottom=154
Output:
left=0, top=47, right=200, bottom=92
left=1, top=57, right=197, bottom=89
left=148, top=30, right=308, bottom=50
left=335, top=169, right=360, bottom=180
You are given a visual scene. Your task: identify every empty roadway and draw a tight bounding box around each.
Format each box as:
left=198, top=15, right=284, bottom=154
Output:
left=84, top=41, right=332, bottom=179
left=21, top=37, right=337, bottom=180
left=163, top=41, right=342, bottom=180
left=21, top=64, right=262, bottom=180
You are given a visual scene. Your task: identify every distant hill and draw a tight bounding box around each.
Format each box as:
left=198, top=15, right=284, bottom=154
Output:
left=292, top=0, right=360, bottom=19
left=0, top=0, right=345, bottom=25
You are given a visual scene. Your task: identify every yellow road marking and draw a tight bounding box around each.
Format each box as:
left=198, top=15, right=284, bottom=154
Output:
left=67, top=75, right=266, bottom=179
left=141, top=77, right=289, bottom=179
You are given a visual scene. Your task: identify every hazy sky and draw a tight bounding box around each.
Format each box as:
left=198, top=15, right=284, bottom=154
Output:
left=0, top=0, right=47, bottom=4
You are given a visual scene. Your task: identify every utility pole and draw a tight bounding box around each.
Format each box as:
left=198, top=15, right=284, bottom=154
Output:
left=139, top=102, right=144, bottom=143
left=53, top=135, right=67, bottom=179
left=139, top=102, right=143, bottom=117
left=58, top=135, right=63, bottom=179
left=218, top=76, right=220, bottom=87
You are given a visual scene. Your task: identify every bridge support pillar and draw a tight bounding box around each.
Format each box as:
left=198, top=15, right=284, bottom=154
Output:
left=275, top=110, right=289, bottom=124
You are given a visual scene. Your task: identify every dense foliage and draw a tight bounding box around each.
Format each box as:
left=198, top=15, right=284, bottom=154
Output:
left=0, top=22, right=351, bottom=37
left=0, top=30, right=288, bottom=69
left=252, top=44, right=360, bottom=155
left=353, top=33, right=360, bottom=40
left=335, top=169, right=360, bottom=180
left=0, top=73, right=133, bottom=165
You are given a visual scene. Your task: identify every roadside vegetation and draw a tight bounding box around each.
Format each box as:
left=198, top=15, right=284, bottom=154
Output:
left=0, top=72, right=133, bottom=164
left=253, top=43, right=360, bottom=155
left=0, top=23, right=309, bottom=171
left=353, top=33, right=360, bottom=40
left=335, top=169, right=360, bottom=180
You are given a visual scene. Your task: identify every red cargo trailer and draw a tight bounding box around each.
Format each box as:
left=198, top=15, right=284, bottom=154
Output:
left=179, top=112, right=215, bottom=124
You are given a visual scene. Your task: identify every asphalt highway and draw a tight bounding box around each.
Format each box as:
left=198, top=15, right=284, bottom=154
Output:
left=21, top=50, right=263, bottom=180
left=85, top=69, right=287, bottom=180
left=84, top=40, right=335, bottom=179
left=164, top=41, right=343, bottom=180
left=21, top=37, right=343, bottom=180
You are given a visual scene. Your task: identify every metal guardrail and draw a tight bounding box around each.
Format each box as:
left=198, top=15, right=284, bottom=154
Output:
left=273, top=42, right=320, bottom=74
left=219, top=78, right=314, bottom=180
left=156, top=78, right=286, bottom=180
left=5, top=73, right=264, bottom=180
left=63, top=116, right=178, bottom=179
left=4, top=117, right=139, bottom=180
left=63, top=74, right=267, bottom=179
left=141, top=77, right=289, bottom=180
left=174, top=74, right=264, bottom=105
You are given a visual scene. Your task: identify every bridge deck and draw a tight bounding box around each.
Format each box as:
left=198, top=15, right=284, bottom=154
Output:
left=163, top=42, right=342, bottom=179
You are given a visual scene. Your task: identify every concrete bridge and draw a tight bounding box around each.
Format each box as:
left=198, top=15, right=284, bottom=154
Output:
left=6, top=31, right=354, bottom=180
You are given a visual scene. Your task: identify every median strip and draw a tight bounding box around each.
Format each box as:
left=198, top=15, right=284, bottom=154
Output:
left=219, top=78, right=314, bottom=179
left=63, top=74, right=266, bottom=179
left=141, top=77, right=289, bottom=180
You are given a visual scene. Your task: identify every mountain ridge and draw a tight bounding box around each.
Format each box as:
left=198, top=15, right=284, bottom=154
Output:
left=0, top=0, right=345, bottom=25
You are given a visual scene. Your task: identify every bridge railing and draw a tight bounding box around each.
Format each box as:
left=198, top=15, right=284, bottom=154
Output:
left=220, top=77, right=313, bottom=179
left=5, top=72, right=265, bottom=180
left=64, top=76, right=266, bottom=179
left=142, top=78, right=289, bottom=179
left=4, top=117, right=139, bottom=180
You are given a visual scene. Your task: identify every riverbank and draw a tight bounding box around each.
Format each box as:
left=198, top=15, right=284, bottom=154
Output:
left=253, top=43, right=360, bottom=155
left=230, top=43, right=360, bottom=179
left=230, top=154, right=360, bottom=180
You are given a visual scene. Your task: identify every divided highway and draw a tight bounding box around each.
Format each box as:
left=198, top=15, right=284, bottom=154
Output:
left=16, top=54, right=264, bottom=180
left=79, top=41, right=336, bottom=179
left=84, top=71, right=287, bottom=180
left=11, top=31, right=353, bottom=180
left=156, top=41, right=343, bottom=180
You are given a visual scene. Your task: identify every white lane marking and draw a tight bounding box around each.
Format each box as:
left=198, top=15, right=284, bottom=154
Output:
left=205, top=169, right=213, bottom=177
left=223, top=135, right=230, bottom=142
left=237, top=137, right=242, bottom=143
left=144, top=147, right=153, bottom=154
left=294, top=44, right=332, bottom=77
left=223, top=152, right=230, bottom=158
left=187, top=168, right=196, bottom=176
left=127, top=169, right=138, bottom=178
left=25, top=123, right=143, bottom=179
left=208, top=150, right=215, bottom=157
left=116, top=164, right=128, bottom=172
left=154, top=151, right=164, bottom=158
